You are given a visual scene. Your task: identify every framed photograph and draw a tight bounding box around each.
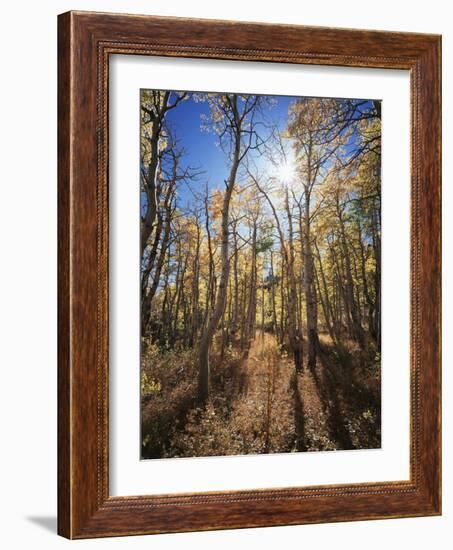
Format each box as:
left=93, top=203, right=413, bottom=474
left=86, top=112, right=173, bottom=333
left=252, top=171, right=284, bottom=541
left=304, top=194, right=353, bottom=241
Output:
left=58, top=11, right=441, bottom=538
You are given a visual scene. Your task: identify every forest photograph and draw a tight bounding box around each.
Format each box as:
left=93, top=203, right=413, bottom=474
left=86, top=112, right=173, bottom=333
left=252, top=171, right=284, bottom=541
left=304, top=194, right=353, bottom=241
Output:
left=140, top=89, right=381, bottom=459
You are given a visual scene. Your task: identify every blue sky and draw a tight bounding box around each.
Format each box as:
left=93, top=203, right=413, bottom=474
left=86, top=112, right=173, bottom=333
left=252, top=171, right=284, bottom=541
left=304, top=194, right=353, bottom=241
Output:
left=144, top=91, right=376, bottom=213
left=162, top=92, right=294, bottom=208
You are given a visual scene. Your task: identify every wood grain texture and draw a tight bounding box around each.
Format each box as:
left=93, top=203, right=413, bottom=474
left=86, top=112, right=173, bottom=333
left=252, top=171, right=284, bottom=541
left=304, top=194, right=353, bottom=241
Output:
left=57, top=10, right=441, bottom=539
left=57, top=11, right=72, bottom=538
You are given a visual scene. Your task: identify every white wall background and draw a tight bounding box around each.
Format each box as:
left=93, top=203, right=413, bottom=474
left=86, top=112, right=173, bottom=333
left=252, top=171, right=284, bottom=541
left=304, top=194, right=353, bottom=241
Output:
left=0, top=1, right=449, bottom=548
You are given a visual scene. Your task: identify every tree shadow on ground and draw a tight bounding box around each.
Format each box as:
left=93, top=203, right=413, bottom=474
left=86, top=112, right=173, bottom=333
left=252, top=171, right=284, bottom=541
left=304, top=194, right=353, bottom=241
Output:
left=291, top=371, right=308, bottom=452
left=313, top=341, right=381, bottom=450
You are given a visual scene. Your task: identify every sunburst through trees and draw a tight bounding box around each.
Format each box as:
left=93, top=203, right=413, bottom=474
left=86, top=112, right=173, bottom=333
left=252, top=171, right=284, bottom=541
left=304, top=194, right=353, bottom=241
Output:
left=140, top=90, right=381, bottom=459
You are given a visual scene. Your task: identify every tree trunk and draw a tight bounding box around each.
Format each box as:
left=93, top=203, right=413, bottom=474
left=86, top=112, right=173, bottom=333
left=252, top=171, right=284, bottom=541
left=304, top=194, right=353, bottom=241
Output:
left=303, top=176, right=319, bottom=370
left=337, top=203, right=365, bottom=346
left=231, top=221, right=240, bottom=340
left=270, top=251, right=279, bottom=342
left=245, top=221, right=258, bottom=349
left=141, top=203, right=172, bottom=336
left=140, top=92, right=173, bottom=256
left=190, top=217, right=201, bottom=346
left=284, top=189, right=303, bottom=373
left=197, top=129, right=240, bottom=402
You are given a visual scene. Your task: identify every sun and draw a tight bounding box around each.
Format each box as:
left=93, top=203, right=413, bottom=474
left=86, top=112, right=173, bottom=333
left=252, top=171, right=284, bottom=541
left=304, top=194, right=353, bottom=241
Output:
left=276, top=160, right=296, bottom=183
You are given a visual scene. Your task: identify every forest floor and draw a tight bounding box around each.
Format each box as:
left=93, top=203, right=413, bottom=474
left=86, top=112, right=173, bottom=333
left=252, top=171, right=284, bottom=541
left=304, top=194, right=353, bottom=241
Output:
left=141, top=331, right=381, bottom=459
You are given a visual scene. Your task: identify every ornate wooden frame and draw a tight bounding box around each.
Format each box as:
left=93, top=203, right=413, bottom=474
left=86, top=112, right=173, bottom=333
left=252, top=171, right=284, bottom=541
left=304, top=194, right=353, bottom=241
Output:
left=58, top=11, right=441, bottom=539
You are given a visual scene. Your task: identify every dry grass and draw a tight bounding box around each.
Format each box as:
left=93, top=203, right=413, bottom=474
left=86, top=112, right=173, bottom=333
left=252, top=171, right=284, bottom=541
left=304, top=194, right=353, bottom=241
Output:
left=141, top=332, right=381, bottom=459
